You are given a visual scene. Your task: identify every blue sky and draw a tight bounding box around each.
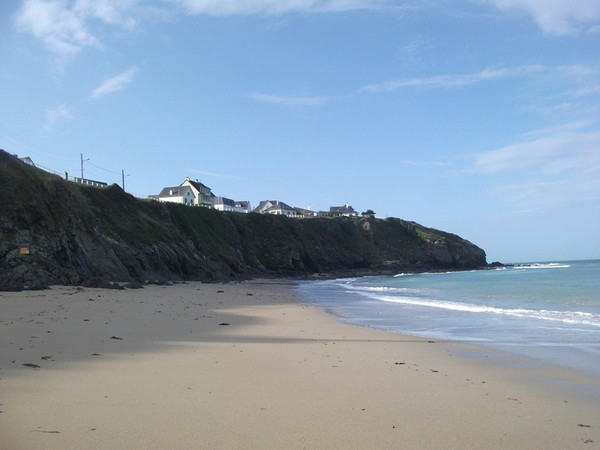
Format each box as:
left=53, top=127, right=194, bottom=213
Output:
left=1, top=0, right=599, bottom=263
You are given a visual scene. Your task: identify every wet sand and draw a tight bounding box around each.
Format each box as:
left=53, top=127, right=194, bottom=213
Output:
left=1, top=280, right=598, bottom=449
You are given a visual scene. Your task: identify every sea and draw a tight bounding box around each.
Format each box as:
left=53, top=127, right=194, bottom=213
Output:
left=297, top=259, right=600, bottom=378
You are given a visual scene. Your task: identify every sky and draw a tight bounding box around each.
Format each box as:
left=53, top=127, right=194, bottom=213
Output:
left=1, top=0, right=599, bottom=263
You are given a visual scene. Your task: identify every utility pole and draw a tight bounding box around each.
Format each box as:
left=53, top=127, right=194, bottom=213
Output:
left=80, top=153, right=89, bottom=179
left=122, top=169, right=130, bottom=191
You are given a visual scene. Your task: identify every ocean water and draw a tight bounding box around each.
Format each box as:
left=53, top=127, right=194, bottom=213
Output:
left=297, top=260, right=600, bottom=377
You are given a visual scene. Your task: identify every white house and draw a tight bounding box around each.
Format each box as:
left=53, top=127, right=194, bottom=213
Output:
left=153, top=185, right=195, bottom=205
left=235, top=201, right=252, bottom=213
left=180, top=177, right=213, bottom=207
left=213, top=197, right=252, bottom=213
left=254, top=200, right=298, bottom=217
left=330, top=204, right=358, bottom=217
left=18, top=156, right=35, bottom=166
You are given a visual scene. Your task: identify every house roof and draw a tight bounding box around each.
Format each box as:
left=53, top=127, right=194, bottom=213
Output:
left=254, top=200, right=274, bottom=213
left=330, top=204, right=357, bottom=215
left=158, top=186, right=193, bottom=197
left=182, top=177, right=211, bottom=192
left=19, top=156, right=35, bottom=166
left=295, top=207, right=317, bottom=215
left=235, top=201, right=251, bottom=209
left=274, top=202, right=296, bottom=212
left=255, top=200, right=297, bottom=213
left=213, top=196, right=236, bottom=207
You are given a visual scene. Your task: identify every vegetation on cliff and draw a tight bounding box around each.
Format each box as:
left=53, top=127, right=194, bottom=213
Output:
left=0, top=150, right=487, bottom=290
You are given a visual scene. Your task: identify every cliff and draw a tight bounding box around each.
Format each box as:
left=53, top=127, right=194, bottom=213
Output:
left=0, top=150, right=487, bottom=290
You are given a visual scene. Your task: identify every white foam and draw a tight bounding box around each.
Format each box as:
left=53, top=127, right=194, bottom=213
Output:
left=371, top=294, right=600, bottom=327
left=514, top=263, right=571, bottom=269
left=340, top=284, right=420, bottom=295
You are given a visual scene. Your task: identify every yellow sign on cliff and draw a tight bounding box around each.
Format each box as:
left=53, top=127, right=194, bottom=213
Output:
left=19, top=247, right=30, bottom=255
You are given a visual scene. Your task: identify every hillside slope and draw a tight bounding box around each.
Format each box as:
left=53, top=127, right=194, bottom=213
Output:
left=0, top=151, right=487, bottom=290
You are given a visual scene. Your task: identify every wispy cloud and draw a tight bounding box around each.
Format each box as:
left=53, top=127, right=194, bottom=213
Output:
left=13, top=0, right=138, bottom=56
left=398, top=159, right=450, bottom=167
left=15, top=0, right=101, bottom=55
left=44, top=103, right=73, bottom=130
left=73, top=0, right=138, bottom=28
left=188, top=168, right=287, bottom=183
left=469, top=127, right=600, bottom=175
left=467, top=122, right=600, bottom=215
left=485, top=0, right=600, bottom=36
left=490, top=177, right=600, bottom=216
left=188, top=169, right=246, bottom=180
left=13, top=0, right=401, bottom=58
left=574, top=85, right=600, bottom=97
left=174, top=0, right=395, bottom=16
left=359, top=65, right=545, bottom=93
left=90, top=67, right=139, bottom=99
left=248, top=92, right=330, bottom=106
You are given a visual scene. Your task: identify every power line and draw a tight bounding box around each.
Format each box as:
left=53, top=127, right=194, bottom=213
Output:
left=87, top=160, right=122, bottom=176
left=4, top=141, right=130, bottom=189
left=81, top=153, right=90, bottom=179
left=0, top=133, right=77, bottom=163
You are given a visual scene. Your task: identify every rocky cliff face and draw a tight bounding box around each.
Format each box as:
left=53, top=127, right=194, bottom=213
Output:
left=0, top=151, right=487, bottom=290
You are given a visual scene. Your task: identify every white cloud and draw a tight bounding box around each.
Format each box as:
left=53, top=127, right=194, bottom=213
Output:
left=13, top=0, right=138, bottom=56
left=248, top=92, right=329, bottom=106
left=491, top=177, right=600, bottom=216
left=13, top=0, right=399, bottom=57
left=574, top=85, right=600, bottom=97
left=485, top=0, right=600, bottom=36
left=73, top=0, right=138, bottom=28
left=470, top=127, right=600, bottom=175
left=359, top=65, right=544, bottom=93
left=44, top=103, right=73, bottom=129
left=90, top=67, right=138, bottom=99
left=15, top=0, right=101, bottom=55
left=174, top=0, right=392, bottom=15
left=469, top=123, right=600, bottom=215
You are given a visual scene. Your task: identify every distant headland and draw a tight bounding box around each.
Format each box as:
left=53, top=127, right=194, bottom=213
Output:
left=0, top=150, right=488, bottom=291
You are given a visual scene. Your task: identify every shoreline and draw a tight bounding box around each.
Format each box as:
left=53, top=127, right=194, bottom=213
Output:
left=1, top=280, right=598, bottom=449
left=298, top=264, right=600, bottom=381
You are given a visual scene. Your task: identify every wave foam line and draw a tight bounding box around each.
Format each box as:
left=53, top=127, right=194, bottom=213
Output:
left=514, top=263, right=571, bottom=269
left=339, top=284, right=421, bottom=295
left=373, top=295, right=600, bottom=327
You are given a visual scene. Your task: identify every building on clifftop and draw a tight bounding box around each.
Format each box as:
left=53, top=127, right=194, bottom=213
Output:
left=212, top=197, right=252, bottom=213
left=329, top=204, right=358, bottom=217
left=180, top=177, right=214, bottom=207
left=254, top=200, right=298, bottom=217
left=151, top=185, right=195, bottom=205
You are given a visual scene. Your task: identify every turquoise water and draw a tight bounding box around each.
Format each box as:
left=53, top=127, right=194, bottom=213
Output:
left=298, top=260, right=600, bottom=377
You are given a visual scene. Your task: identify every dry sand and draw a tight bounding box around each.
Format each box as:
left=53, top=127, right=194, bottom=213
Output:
left=1, top=279, right=598, bottom=449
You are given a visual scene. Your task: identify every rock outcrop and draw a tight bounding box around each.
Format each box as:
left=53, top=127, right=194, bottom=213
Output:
left=0, top=150, right=487, bottom=290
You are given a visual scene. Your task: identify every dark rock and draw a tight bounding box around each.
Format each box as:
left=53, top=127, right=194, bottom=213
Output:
left=147, top=280, right=172, bottom=286
left=488, top=261, right=505, bottom=268
left=24, top=282, right=50, bottom=291
left=81, top=278, right=124, bottom=290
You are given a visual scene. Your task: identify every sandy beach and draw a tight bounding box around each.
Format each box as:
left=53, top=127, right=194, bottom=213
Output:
left=1, top=279, right=598, bottom=449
